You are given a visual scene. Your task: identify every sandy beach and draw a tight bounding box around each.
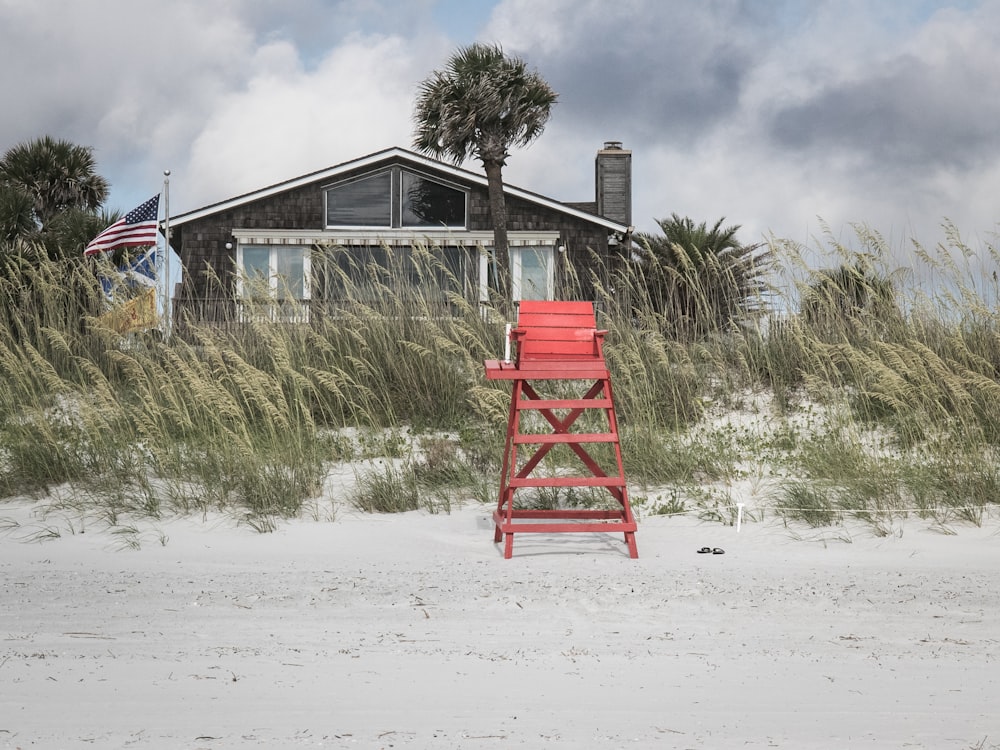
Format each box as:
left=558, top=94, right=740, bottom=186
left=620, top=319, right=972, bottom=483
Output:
left=2, top=498, right=999, bottom=749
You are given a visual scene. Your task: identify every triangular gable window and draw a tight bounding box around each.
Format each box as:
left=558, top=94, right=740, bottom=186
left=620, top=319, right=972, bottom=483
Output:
left=325, top=167, right=467, bottom=229
left=400, top=170, right=465, bottom=227
left=326, top=171, right=391, bottom=227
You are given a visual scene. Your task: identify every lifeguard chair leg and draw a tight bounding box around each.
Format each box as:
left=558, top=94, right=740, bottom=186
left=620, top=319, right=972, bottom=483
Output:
left=624, top=518, right=638, bottom=558
left=494, top=379, right=523, bottom=548
left=600, top=376, right=638, bottom=558
left=625, top=533, right=638, bottom=558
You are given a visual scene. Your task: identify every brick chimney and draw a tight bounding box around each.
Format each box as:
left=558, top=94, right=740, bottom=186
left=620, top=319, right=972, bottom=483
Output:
left=595, top=141, right=632, bottom=227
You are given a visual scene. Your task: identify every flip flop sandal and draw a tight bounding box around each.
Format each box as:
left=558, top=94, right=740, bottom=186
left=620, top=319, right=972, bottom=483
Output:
left=697, top=547, right=712, bottom=554
left=712, top=548, right=725, bottom=555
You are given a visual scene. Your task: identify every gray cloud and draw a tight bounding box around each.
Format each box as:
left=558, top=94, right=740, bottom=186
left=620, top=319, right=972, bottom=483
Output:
left=486, top=0, right=1000, bottom=246
left=2, top=0, right=997, bottom=257
left=770, top=51, right=1000, bottom=173
left=488, top=0, right=780, bottom=147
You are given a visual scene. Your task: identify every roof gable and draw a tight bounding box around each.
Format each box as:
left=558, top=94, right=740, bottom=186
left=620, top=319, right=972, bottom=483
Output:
left=169, top=147, right=626, bottom=232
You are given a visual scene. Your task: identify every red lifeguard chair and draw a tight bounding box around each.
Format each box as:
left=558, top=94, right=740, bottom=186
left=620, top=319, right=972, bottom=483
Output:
left=484, top=300, right=638, bottom=559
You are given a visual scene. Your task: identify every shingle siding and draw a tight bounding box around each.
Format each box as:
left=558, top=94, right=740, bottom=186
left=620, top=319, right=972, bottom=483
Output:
left=171, top=152, right=626, bottom=310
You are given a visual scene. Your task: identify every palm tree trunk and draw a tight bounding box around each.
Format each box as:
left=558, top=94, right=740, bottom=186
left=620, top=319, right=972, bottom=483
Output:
left=483, top=159, right=511, bottom=302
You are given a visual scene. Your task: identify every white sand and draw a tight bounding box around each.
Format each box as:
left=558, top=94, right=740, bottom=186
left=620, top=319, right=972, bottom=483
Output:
left=2, top=498, right=999, bottom=749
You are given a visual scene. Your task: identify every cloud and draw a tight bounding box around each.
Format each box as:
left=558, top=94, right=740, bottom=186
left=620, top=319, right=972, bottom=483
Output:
left=484, top=0, right=1000, bottom=248
left=0, top=0, right=450, bottom=211
left=485, top=0, right=772, bottom=146
left=0, top=0, right=261, bottom=202
left=181, top=32, right=436, bottom=207
left=768, top=10, right=1000, bottom=174
left=2, top=0, right=998, bottom=261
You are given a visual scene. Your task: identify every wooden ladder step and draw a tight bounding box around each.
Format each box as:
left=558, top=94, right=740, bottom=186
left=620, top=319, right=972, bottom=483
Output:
left=503, top=509, right=630, bottom=520
left=511, top=365, right=609, bottom=379
left=509, top=476, right=625, bottom=488
left=515, top=398, right=613, bottom=410
left=497, top=520, right=638, bottom=534
left=513, top=433, right=618, bottom=444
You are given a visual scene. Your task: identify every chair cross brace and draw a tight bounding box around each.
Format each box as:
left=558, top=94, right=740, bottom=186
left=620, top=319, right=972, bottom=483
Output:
left=509, top=380, right=621, bottom=500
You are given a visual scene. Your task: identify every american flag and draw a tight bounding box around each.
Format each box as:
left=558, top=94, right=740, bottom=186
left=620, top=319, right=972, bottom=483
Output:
left=84, top=195, right=160, bottom=256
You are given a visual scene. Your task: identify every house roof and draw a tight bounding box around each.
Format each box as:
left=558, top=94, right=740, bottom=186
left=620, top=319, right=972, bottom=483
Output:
left=168, top=147, right=627, bottom=232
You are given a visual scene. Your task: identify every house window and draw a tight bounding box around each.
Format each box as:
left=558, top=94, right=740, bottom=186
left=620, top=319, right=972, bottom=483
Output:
left=480, top=245, right=555, bottom=302
left=325, top=172, right=391, bottom=227
left=325, top=168, right=467, bottom=229
left=316, top=244, right=470, bottom=306
left=237, top=245, right=311, bottom=321
left=517, top=246, right=554, bottom=301
left=401, top=171, right=465, bottom=227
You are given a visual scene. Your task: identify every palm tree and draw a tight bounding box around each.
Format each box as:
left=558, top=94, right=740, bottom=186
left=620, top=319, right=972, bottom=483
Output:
left=0, top=183, right=35, bottom=245
left=413, top=42, right=557, bottom=300
left=801, top=259, right=900, bottom=341
left=40, top=207, right=120, bottom=262
left=635, top=213, right=772, bottom=339
left=0, top=135, right=109, bottom=229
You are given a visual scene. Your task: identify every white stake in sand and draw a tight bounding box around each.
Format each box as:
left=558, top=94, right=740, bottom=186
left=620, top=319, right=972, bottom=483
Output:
left=736, top=503, right=745, bottom=533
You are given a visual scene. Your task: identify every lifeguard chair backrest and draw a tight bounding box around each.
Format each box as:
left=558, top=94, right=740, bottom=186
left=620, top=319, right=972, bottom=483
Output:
left=513, top=300, right=604, bottom=363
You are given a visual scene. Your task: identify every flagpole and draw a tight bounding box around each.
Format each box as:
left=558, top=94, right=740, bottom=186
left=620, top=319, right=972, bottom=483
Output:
left=163, top=170, right=171, bottom=339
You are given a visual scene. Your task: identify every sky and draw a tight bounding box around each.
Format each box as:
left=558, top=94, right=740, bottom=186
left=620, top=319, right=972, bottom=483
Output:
left=2, top=0, right=999, bottom=277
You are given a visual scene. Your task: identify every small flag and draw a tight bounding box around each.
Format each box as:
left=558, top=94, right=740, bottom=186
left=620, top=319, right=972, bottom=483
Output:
left=100, top=247, right=158, bottom=299
left=85, top=195, right=160, bottom=256
left=100, top=286, right=158, bottom=333
left=123, top=247, right=158, bottom=287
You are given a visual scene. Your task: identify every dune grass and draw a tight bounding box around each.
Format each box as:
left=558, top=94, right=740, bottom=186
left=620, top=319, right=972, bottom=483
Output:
left=1, top=225, right=998, bottom=537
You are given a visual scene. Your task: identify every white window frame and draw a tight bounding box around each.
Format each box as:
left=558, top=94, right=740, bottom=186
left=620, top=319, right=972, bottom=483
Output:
left=479, top=245, right=555, bottom=302
left=323, top=167, right=469, bottom=231
left=236, top=244, right=312, bottom=322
